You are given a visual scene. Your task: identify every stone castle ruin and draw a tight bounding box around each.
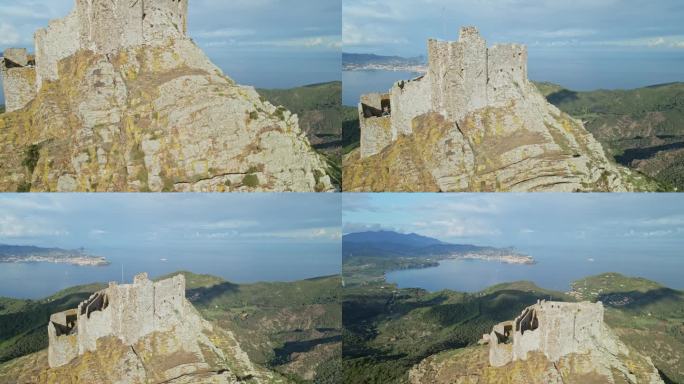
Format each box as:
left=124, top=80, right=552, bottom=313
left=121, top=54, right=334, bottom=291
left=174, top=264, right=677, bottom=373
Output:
left=358, top=26, right=528, bottom=158
left=1, top=0, right=188, bottom=112
left=48, top=272, right=186, bottom=368
left=481, top=300, right=605, bottom=367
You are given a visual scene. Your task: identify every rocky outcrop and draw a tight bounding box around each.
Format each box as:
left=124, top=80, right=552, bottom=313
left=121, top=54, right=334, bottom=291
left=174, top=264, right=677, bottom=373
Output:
left=344, top=26, right=659, bottom=192
left=35, top=273, right=287, bottom=384
left=0, top=0, right=333, bottom=192
left=409, top=301, right=664, bottom=384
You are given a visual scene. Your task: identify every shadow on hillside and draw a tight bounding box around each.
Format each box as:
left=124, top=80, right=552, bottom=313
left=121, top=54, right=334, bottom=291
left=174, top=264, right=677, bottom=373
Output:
left=615, top=141, right=684, bottom=165
left=598, top=287, right=682, bottom=311
left=271, top=335, right=342, bottom=365
left=546, top=89, right=579, bottom=105
left=187, top=282, right=240, bottom=305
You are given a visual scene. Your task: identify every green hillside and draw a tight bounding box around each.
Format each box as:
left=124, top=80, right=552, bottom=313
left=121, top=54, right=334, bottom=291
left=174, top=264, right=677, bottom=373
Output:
left=535, top=82, right=684, bottom=190
left=0, top=272, right=342, bottom=383
left=0, top=283, right=106, bottom=364
left=342, top=265, right=684, bottom=383
left=258, top=81, right=342, bottom=189
left=342, top=106, right=360, bottom=154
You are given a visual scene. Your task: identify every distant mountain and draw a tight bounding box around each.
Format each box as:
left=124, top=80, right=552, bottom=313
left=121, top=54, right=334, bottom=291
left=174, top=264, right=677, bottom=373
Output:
left=343, top=53, right=427, bottom=71
left=342, top=230, right=490, bottom=259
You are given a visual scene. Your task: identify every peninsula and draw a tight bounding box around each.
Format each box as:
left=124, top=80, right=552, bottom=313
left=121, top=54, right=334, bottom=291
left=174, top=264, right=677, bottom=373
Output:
left=0, top=244, right=109, bottom=266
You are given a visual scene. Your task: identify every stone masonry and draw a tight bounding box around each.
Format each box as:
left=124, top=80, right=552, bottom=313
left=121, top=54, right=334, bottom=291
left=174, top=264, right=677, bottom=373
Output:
left=1, top=48, right=37, bottom=112
left=48, top=272, right=186, bottom=368
left=482, top=300, right=605, bottom=367
left=358, top=26, right=528, bottom=158
left=0, top=0, right=189, bottom=106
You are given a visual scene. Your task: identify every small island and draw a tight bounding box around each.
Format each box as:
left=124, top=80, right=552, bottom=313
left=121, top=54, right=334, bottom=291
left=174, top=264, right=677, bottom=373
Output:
left=0, top=244, right=109, bottom=266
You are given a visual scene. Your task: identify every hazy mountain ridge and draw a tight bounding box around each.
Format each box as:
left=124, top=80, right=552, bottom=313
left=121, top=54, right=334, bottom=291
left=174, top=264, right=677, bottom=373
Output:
left=342, top=230, right=525, bottom=260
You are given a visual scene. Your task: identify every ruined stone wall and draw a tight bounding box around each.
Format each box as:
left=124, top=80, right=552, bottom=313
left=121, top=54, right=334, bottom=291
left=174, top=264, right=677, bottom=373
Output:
left=35, top=8, right=80, bottom=88
left=427, top=27, right=488, bottom=123
left=49, top=273, right=187, bottom=368
left=360, top=93, right=393, bottom=158
left=487, top=44, right=528, bottom=106
left=360, top=116, right=392, bottom=158
left=1, top=66, right=36, bottom=112
left=488, top=301, right=604, bottom=367
left=142, top=0, right=189, bottom=42
left=534, top=301, right=603, bottom=362
left=389, top=75, right=431, bottom=139
left=35, top=0, right=189, bottom=89
left=153, top=273, right=186, bottom=327
left=75, top=0, right=145, bottom=54
left=47, top=311, right=79, bottom=368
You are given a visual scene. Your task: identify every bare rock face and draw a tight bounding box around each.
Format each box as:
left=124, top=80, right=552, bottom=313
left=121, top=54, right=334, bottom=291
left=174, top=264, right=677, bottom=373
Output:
left=0, top=0, right=333, bottom=192
left=344, top=26, right=659, bottom=192
left=409, top=302, right=664, bottom=384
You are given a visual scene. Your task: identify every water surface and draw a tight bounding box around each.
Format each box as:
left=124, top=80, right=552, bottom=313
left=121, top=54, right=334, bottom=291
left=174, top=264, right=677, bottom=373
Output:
left=0, top=243, right=340, bottom=299
left=386, top=244, right=684, bottom=293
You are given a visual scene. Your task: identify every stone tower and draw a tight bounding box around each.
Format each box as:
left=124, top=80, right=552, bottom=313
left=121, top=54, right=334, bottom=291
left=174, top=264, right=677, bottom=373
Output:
left=484, top=300, right=605, bottom=367
left=48, top=273, right=186, bottom=368
left=358, top=26, right=529, bottom=158
left=0, top=0, right=191, bottom=94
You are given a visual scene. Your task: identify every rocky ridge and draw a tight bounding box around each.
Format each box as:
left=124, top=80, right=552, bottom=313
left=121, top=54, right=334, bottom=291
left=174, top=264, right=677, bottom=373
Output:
left=0, top=0, right=333, bottom=192
left=343, top=26, right=659, bottom=192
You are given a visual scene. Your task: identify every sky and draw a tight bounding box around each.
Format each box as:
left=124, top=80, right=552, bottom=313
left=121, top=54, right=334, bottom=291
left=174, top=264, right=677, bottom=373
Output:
left=343, top=193, right=684, bottom=250
left=343, top=0, right=684, bottom=90
left=0, top=0, right=341, bottom=103
left=0, top=193, right=341, bottom=250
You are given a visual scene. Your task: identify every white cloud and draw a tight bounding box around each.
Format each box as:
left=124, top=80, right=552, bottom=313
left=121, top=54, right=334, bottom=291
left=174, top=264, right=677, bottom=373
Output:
left=0, top=214, right=69, bottom=238
left=193, top=28, right=255, bottom=39
left=0, top=22, right=21, bottom=45
left=252, top=35, right=341, bottom=49
left=429, top=218, right=500, bottom=238
left=89, top=229, right=108, bottom=237
left=529, top=28, right=598, bottom=39
left=200, top=219, right=259, bottom=230
left=520, top=228, right=535, bottom=234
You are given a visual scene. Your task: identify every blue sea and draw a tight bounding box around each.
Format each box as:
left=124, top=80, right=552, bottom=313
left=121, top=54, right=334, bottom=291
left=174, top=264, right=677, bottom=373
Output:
left=0, top=243, right=341, bottom=299
left=386, top=243, right=684, bottom=293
